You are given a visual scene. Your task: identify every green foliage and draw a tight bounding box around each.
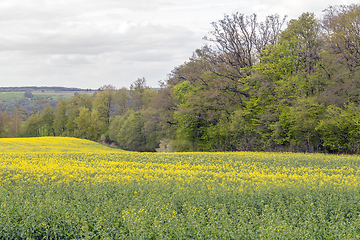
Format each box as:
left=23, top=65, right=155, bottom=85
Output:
left=93, top=89, right=112, bottom=128
left=118, top=112, right=146, bottom=151
left=20, top=114, right=41, bottom=137
left=24, top=90, right=33, bottom=98
left=40, top=105, right=55, bottom=136
left=173, top=81, right=213, bottom=151
left=109, top=109, right=159, bottom=152
left=53, top=100, right=68, bottom=136
left=258, top=38, right=299, bottom=81
left=317, top=104, right=360, bottom=153
left=273, top=98, right=325, bottom=152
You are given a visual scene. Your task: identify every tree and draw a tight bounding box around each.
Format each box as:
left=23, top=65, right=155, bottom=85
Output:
left=53, top=99, right=68, bottom=136
left=129, top=78, right=151, bottom=111
left=65, top=94, right=93, bottom=136
left=322, top=4, right=360, bottom=71
left=203, top=13, right=286, bottom=81
left=172, top=81, right=212, bottom=151
left=24, top=91, right=33, bottom=99
left=280, top=12, right=321, bottom=75
left=74, top=107, right=93, bottom=139
left=40, top=105, right=55, bottom=136
left=93, top=90, right=112, bottom=129
left=109, top=108, right=160, bottom=152
left=142, top=107, right=161, bottom=151
left=318, top=4, right=360, bottom=105
left=0, top=111, right=10, bottom=137
left=272, top=98, right=325, bottom=152
left=254, top=12, right=323, bottom=104
left=20, top=114, right=41, bottom=137
left=148, top=84, right=179, bottom=145
left=110, top=111, right=146, bottom=151
left=113, top=87, right=130, bottom=116
left=316, top=104, right=360, bottom=153
left=7, top=104, right=24, bottom=138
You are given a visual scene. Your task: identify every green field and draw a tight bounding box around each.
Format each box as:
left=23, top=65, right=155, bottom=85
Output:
left=0, top=91, right=93, bottom=101
left=1, top=137, right=360, bottom=239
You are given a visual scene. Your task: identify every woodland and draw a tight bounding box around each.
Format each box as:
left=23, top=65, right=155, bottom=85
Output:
left=1, top=4, right=360, bottom=153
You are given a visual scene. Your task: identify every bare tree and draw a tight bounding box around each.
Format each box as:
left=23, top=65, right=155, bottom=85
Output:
left=322, top=4, right=360, bottom=71
left=203, top=13, right=286, bottom=78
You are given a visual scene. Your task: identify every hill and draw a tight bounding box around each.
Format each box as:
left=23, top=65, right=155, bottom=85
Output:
left=0, top=136, right=119, bottom=153
left=0, top=86, right=95, bottom=92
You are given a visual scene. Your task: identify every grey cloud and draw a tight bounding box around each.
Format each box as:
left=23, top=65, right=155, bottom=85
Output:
left=0, top=0, right=171, bottom=22
left=0, top=22, right=200, bottom=61
left=7, top=0, right=352, bottom=89
left=46, top=55, right=92, bottom=66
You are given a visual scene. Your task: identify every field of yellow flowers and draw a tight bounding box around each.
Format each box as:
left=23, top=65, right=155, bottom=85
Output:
left=1, top=137, right=360, bottom=239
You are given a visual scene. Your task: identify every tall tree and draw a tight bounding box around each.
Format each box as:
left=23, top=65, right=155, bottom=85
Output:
left=113, top=87, right=130, bottom=116
left=203, top=13, right=286, bottom=81
left=319, top=4, right=360, bottom=105
left=53, top=99, right=68, bottom=136
left=129, top=78, right=151, bottom=111
left=40, top=104, right=55, bottom=136
left=322, top=4, right=360, bottom=71
left=0, top=111, right=10, bottom=138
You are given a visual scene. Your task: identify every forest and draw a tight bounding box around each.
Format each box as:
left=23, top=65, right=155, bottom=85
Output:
left=1, top=4, right=360, bottom=154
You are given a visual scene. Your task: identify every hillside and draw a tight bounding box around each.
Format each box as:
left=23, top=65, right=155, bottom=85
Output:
left=0, top=86, right=95, bottom=92
left=0, top=88, right=95, bottom=115
left=0, top=136, right=118, bottom=153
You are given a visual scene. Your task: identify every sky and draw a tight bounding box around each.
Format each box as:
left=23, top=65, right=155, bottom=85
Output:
left=0, top=0, right=356, bottom=89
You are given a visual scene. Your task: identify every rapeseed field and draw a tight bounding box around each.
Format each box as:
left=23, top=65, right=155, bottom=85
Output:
left=1, top=137, right=360, bottom=239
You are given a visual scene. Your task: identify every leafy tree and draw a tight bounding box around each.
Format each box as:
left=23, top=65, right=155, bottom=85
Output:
left=116, top=111, right=146, bottom=151
left=113, top=87, right=130, bottom=116
left=0, top=111, right=10, bottom=138
left=20, top=114, right=41, bottom=137
left=109, top=108, right=160, bottom=152
left=280, top=12, right=321, bottom=75
left=24, top=91, right=33, bottom=98
left=93, top=90, right=112, bottom=133
left=129, top=78, right=155, bottom=111
left=109, top=111, right=130, bottom=144
left=7, top=105, right=24, bottom=138
left=40, top=105, right=55, bottom=136
left=316, top=104, right=360, bottom=153
left=172, top=81, right=210, bottom=151
left=272, top=98, right=325, bottom=152
left=65, top=94, right=93, bottom=136
left=254, top=12, right=322, bottom=106
left=53, top=99, right=68, bottom=136
left=74, top=107, right=93, bottom=139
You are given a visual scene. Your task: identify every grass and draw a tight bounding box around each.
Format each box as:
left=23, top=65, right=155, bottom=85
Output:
left=0, top=92, right=25, bottom=101
left=0, top=91, right=93, bottom=101
left=1, top=137, right=360, bottom=239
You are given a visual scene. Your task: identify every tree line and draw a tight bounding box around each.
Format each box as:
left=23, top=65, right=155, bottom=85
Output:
left=2, top=4, right=360, bottom=153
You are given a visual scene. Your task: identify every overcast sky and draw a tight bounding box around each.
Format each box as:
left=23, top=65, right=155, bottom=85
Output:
left=0, top=0, right=356, bottom=89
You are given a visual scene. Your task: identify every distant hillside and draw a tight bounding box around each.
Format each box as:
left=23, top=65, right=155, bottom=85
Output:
left=0, top=87, right=96, bottom=115
left=0, top=86, right=95, bottom=92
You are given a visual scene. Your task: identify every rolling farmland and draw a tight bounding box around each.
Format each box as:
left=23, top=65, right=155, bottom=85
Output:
left=1, top=137, right=360, bottom=239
